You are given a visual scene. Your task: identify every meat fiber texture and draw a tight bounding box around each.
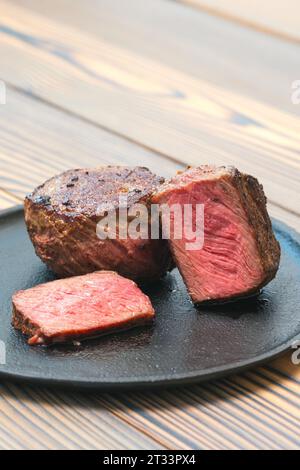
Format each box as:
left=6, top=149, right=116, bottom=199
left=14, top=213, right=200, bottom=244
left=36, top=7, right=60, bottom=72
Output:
left=12, top=271, right=155, bottom=345
left=152, top=165, right=281, bottom=304
left=24, top=166, right=173, bottom=281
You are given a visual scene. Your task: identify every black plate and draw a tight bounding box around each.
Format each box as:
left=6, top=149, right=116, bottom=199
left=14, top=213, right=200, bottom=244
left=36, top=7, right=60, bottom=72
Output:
left=0, top=206, right=300, bottom=390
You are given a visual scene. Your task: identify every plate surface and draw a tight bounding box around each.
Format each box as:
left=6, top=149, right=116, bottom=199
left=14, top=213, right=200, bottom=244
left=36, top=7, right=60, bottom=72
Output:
left=0, top=206, right=300, bottom=390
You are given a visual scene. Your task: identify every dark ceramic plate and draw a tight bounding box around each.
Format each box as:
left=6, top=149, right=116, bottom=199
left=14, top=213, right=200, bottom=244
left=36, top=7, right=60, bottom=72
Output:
left=0, top=206, right=300, bottom=390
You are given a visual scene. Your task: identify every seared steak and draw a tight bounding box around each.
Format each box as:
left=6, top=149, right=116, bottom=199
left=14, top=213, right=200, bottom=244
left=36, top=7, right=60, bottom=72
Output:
left=24, top=166, right=172, bottom=281
left=152, top=165, right=280, bottom=304
left=12, top=271, right=155, bottom=345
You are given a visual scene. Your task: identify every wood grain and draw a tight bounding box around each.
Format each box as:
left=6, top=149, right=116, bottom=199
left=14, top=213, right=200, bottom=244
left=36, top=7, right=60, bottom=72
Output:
left=0, top=0, right=299, bottom=451
left=0, top=1, right=299, bottom=216
left=0, top=87, right=179, bottom=199
left=179, top=0, right=300, bottom=43
left=10, top=0, right=300, bottom=116
left=1, top=87, right=299, bottom=231
left=0, top=383, right=164, bottom=450
left=0, top=188, right=20, bottom=210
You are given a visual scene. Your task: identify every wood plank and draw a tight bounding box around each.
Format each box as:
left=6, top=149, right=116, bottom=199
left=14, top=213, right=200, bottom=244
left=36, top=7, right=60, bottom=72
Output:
left=271, top=352, right=300, bottom=384
left=0, top=188, right=20, bottom=210
left=9, top=0, right=300, bottom=116
left=0, top=382, right=164, bottom=450
left=179, top=1, right=300, bottom=43
left=0, top=87, right=299, bottom=232
left=0, top=88, right=180, bottom=200
left=0, top=1, right=299, bottom=216
left=268, top=205, right=300, bottom=232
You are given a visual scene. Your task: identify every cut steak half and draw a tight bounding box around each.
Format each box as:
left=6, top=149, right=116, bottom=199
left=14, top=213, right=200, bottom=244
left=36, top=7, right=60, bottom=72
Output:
left=152, top=165, right=281, bottom=304
left=24, top=166, right=173, bottom=281
left=12, top=271, right=155, bottom=345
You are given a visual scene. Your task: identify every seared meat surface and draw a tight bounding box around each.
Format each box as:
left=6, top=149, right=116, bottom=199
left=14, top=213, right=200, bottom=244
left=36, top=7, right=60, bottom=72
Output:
left=12, top=271, right=155, bottom=345
left=152, top=165, right=280, bottom=304
left=24, top=166, right=172, bottom=281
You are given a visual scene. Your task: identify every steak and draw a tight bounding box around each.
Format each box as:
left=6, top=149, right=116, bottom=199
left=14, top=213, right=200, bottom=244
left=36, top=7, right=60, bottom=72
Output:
left=24, top=166, right=172, bottom=281
left=152, top=165, right=281, bottom=304
left=12, top=271, right=155, bottom=345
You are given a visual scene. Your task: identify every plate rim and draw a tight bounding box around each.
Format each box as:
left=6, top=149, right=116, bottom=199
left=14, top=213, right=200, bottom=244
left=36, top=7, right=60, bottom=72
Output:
left=0, top=335, right=299, bottom=390
left=0, top=205, right=299, bottom=390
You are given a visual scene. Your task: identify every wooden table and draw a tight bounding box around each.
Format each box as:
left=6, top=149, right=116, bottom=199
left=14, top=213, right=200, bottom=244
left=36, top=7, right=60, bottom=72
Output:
left=0, top=0, right=299, bottom=450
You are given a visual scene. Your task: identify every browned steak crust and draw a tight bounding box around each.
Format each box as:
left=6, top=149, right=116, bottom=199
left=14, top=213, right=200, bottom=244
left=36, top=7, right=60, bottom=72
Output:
left=24, top=166, right=173, bottom=280
left=28, top=166, right=164, bottom=217
left=12, top=304, right=40, bottom=341
left=231, top=168, right=281, bottom=285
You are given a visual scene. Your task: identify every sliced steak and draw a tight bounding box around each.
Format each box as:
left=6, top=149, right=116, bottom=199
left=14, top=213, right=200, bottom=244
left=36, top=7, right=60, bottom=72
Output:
left=24, top=166, right=172, bottom=281
left=12, top=271, right=155, bottom=345
left=152, top=165, right=281, bottom=304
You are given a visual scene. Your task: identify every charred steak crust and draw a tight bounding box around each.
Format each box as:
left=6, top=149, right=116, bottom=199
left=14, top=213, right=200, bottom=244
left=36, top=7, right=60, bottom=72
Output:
left=230, top=169, right=281, bottom=283
left=12, top=304, right=41, bottom=341
left=12, top=271, right=155, bottom=345
left=26, top=166, right=165, bottom=217
left=24, top=167, right=173, bottom=280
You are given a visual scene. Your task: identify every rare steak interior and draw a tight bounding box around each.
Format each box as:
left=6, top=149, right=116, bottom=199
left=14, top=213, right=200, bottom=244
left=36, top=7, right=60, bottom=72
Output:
left=152, top=165, right=280, bottom=304
left=12, top=271, right=155, bottom=345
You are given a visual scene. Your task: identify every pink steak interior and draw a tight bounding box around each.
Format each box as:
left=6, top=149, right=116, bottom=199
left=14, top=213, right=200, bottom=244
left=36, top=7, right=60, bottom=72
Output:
left=156, top=168, right=265, bottom=303
left=12, top=271, right=154, bottom=344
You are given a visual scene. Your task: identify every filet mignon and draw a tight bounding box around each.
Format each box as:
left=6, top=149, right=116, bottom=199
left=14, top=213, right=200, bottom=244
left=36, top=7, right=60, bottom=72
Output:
left=24, top=166, right=172, bottom=281
left=152, top=165, right=281, bottom=304
left=12, top=271, right=155, bottom=345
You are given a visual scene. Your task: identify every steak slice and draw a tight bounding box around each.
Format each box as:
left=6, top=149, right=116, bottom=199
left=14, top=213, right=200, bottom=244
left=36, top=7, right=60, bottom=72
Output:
left=24, top=166, right=173, bottom=281
left=12, top=271, right=155, bottom=345
left=152, top=165, right=281, bottom=304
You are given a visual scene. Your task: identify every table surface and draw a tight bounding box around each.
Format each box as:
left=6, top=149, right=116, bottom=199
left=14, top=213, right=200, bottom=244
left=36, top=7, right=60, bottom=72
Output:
left=0, top=0, right=299, bottom=450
